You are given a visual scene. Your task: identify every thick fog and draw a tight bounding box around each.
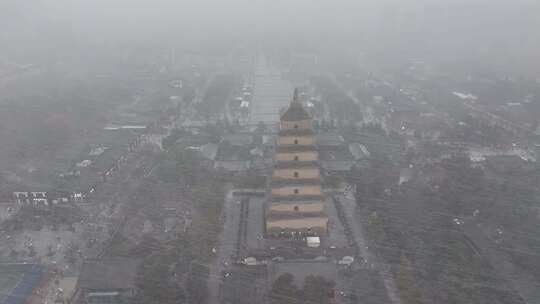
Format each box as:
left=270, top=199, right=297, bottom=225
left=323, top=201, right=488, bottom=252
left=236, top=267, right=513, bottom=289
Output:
left=2, top=2, right=540, bottom=304
left=1, top=0, right=539, bottom=75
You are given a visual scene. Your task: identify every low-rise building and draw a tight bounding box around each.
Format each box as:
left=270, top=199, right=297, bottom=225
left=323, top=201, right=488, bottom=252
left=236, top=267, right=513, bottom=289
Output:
left=319, top=144, right=356, bottom=172
left=214, top=143, right=252, bottom=172
left=74, top=258, right=139, bottom=304
left=484, top=155, right=529, bottom=175
left=0, top=263, right=46, bottom=304
left=11, top=128, right=146, bottom=205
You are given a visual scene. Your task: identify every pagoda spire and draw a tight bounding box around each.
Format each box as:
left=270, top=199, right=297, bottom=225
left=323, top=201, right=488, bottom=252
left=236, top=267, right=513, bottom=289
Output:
left=291, top=88, right=300, bottom=106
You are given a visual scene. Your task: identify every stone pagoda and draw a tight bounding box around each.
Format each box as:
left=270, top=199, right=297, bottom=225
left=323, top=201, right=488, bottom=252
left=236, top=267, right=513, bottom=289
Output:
left=265, top=89, right=328, bottom=238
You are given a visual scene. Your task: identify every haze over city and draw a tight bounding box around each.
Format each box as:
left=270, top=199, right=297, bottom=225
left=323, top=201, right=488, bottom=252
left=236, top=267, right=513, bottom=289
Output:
left=1, top=1, right=540, bottom=304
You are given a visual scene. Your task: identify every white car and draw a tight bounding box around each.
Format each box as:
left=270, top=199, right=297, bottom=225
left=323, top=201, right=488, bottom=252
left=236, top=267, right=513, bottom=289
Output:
left=453, top=218, right=464, bottom=225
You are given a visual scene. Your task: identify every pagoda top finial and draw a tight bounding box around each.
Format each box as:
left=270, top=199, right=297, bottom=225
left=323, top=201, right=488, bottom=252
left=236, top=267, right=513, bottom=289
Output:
left=292, top=88, right=300, bottom=105
left=281, top=88, right=310, bottom=121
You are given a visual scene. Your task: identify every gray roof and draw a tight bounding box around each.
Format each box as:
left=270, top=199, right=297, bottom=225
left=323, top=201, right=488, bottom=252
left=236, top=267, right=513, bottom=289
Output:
left=266, top=212, right=326, bottom=220
left=349, top=143, right=370, bottom=160
left=274, top=161, right=319, bottom=169
left=200, top=143, right=218, bottom=160
left=279, top=129, right=315, bottom=136
left=78, top=258, right=139, bottom=291
left=221, top=134, right=254, bottom=146
left=271, top=178, right=321, bottom=187
left=319, top=145, right=354, bottom=161
left=271, top=194, right=325, bottom=202
left=276, top=145, right=317, bottom=153
left=399, top=168, right=414, bottom=185
left=320, top=161, right=355, bottom=171
left=215, top=144, right=251, bottom=161
left=214, top=160, right=251, bottom=171
left=280, top=103, right=311, bottom=121
left=262, top=135, right=274, bottom=146
left=317, top=133, right=344, bottom=146
left=12, top=128, right=143, bottom=195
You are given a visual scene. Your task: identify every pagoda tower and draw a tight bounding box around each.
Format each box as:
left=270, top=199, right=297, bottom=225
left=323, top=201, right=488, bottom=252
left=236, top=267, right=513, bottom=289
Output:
left=265, top=89, right=328, bottom=238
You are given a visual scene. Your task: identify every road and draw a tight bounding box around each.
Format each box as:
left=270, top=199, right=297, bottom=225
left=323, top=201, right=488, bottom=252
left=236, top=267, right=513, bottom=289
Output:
left=334, top=77, right=388, bottom=131
left=463, top=220, right=540, bottom=304
left=245, top=196, right=266, bottom=251
left=249, top=54, right=292, bottom=127
left=458, top=98, right=533, bottom=136
left=337, top=192, right=402, bottom=304
left=207, top=191, right=242, bottom=304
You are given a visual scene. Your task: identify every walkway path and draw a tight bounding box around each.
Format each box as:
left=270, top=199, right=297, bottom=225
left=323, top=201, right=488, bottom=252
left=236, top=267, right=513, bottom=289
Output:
left=207, top=191, right=241, bottom=304
left=338, top=192, right=402, bottom=304
left=249, top=54, right=292, bottom=127
left=463, top=221, right=539, bottom=304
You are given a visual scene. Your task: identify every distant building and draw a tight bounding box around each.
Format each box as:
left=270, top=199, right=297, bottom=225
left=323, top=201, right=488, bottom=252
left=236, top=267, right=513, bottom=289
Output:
left=265, top=89, right=328, bottom=238
left=398, top=167, right=414, bottom=185
left=74, top=258, right=139, bottom=304
left=11, top=128, right=146, bottom=205
left=214, top=143, right=252, bottom=172
left=0, top=263, right=46, bottom=304
left=317, top=133, right=345, bottom=146
left=221, top=133, right=254, bottom=146
left=13, top=191, right=48, bottom=205
left=319, top=145, right=356, bottom=172
left=484, top=155, right=528, bottom=175
left=349, top=143, right=370, bottom=160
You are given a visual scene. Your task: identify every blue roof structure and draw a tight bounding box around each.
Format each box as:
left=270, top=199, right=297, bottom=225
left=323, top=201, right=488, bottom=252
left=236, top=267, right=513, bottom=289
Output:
left=1, top=264, right=45, bottom=304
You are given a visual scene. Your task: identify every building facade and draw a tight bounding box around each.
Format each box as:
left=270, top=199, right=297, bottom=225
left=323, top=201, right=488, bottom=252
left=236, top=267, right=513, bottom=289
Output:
left=265, top=89, right=328, bottom=238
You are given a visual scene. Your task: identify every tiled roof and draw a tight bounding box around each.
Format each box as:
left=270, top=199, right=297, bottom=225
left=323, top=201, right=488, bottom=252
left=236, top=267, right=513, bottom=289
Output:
left=271, top=194, right=325, bottom=202
left=274, top=161, right=319, bottom=169
left=276, top=145, right=317, bottom=153
left=266, top=212, right=326, bottom=220
left=278, top=129, right=314, bottom=136
left=271, top=178, right=321, bottom=187
left=281, top=90, right=311, bottom=122
left=281, top=103, right=311, bottom=121
left=78, top=258, right=139, bottom=291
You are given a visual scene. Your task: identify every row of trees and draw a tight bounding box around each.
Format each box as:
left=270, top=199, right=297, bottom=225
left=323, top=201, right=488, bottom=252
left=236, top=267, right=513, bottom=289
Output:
left=132, top=170, right=224, bottom=304
left=195, top=74, right=237, bottom=120
left=128, top=123, right=228, bottom=304
left=440, top=113, right=515, bottom=146
left=355, top=153, right=539, bottom=303
left=269, top=273, right=335, bottom=304
left=310, top=76, right=362, bottom=123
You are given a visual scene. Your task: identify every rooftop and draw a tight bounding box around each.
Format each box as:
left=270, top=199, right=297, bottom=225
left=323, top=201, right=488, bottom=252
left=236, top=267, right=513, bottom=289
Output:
left=271, top=178, right=321, bottom=187
left=317, top=133, right=345, bottom=146
left=280, top=104, right=311, bottom=121
left=318, top=145, right=354, bottom=161
left=221, top=133, right=254, bottom=146
left=0, top=263, right=45, bottom=304
left=10, top=128, right=144, bottom=194
left=199, top=143, right=218, bottom=160
left=274, top=161, right=319, bottom=169
left=78, top=258, right=139, bottom=291
left=349, top=143, right=370, bottom=160
left=320, top=161, right=354, bottom=172
left=215, top=143, right=252, bottom=161
left=484, top=154, right=529, bottom=173
left=280, top=89, right=311, bottom=121
left=278, top=129, right=315, bottom=137
left=276, top=145, right=317, bottom=153
left=266, top=212, right=326, bottom=220
left=271, top=194, right=325, bottom=202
